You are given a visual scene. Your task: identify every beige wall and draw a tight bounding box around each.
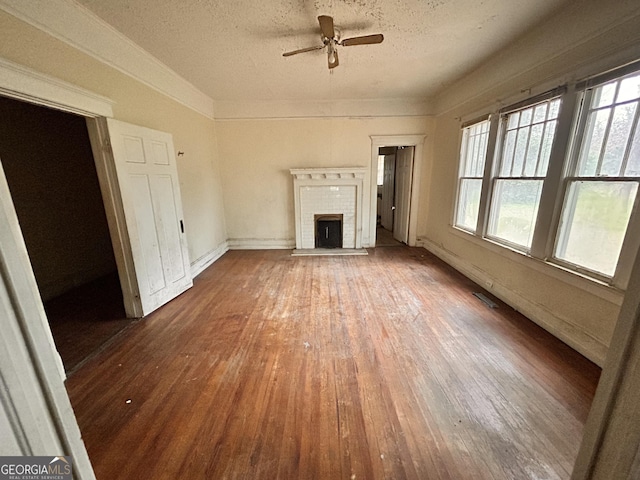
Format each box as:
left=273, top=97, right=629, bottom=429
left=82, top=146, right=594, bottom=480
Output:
left=418, top=0, right=640, bottom=365
left=216, top=116, right=430, bottom=246
left=0, top=10, right=227, bottom=267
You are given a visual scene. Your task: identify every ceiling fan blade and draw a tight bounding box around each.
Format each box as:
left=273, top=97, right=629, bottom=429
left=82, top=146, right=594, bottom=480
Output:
left=282, top=45, right=325, bottom=57
left=328, top=48, right=339, bottom=69
left=341, top=34, right=384, bottom=46
left=318, top=15, right=335, bottom=39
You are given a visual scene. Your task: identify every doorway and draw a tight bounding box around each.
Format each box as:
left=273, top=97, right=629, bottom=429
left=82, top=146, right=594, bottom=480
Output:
left=369, top=135, right=425, bottom=248
left=375, top=145, right=414, bottom=247
left=0, top=95, right=132, bottom=373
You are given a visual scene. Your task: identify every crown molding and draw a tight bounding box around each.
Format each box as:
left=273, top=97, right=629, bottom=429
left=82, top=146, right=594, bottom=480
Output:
left=0, top=57, right=114, bottom=117
left=0, top=0, right=215, bottom=119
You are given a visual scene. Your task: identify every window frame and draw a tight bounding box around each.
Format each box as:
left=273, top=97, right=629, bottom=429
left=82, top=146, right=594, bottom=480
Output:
left=484, top=93, right=564, bottom=252
left=549, top=69, right=640, bottom=287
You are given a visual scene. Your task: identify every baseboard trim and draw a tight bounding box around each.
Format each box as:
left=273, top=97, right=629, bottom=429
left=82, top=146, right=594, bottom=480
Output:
left=227, top=238, right=295, bottom=250
left=419, top=238, right=607, bottom=366
left=190, top=241, right=228, bottom=278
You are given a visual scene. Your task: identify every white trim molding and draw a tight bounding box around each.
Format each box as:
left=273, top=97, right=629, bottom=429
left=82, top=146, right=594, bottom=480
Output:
left=0, top=0, right=214, bottom=119
left=0, top=57, right=114, bottom=117
left=190, top=242, right=229, bottom=278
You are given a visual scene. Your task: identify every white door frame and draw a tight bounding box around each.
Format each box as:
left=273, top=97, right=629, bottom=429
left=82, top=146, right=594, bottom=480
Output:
left=0, top=58, right=142, bottom=318
left=0, top=58, right=103, bottom=478
left=369, top=135, right=425, bottom=247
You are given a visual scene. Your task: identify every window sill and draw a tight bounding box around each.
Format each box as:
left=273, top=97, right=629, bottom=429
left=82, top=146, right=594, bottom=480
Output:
left=447, top=225, right=624, bottom=306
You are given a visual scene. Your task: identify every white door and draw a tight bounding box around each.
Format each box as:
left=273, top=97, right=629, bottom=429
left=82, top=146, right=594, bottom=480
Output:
left=393, top=146, right=414, bottom=243
left=106, top=119, right=192, bottom=316
left=381, top=153, right=396, bottom=231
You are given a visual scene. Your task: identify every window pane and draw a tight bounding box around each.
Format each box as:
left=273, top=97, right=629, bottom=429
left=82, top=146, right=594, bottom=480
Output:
left=512, top=127, right=530, bottom=175
left=601, top=103, right=637, bottom=176
left=555, top=181, right=637, bottom=276
left=617, top=74, right=640, bottom=103
left=508, top=112, right=520, bottom=129
left=501, top=129, right=517, bottom=176
left=593, top=82, right=616, bottom=108
left=475, top=128, right=489, bottom=176
left=455, top=119, right=490, bottom=233
left=488, top=179, right=543, bottom=249
left=533, top=103, right=548, bottom=123
left=455, top=179, right=483, bottom=231
left=470, top=130, right=480, bottom=174
left=626, top=119, right=640, bottom=175
left=548, top=99, right=561, bottom=119
left=537, top=120, right=556, bottom=176
left=578, top=108, right=610, bottom=176
left=519, top=108, right=533, bottom=127
left=462, top=121, right=490, bottom=176
left=524, top=123, right=544, bottom=176
left=499, top=98, right=559, bottom=179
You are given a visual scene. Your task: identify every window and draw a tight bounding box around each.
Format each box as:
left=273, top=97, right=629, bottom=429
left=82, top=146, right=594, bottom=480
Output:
left=554, top=71, right=640, bottom=277
left=454, top=119, right=490, bottom=232
left=487, top=98, right=561, bottom=250
left=451, top=60, right=640, bottom=288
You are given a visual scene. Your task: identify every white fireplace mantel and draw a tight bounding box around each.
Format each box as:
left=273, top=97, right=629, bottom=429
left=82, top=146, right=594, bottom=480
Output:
left=290, top=167, right=367, bottom=250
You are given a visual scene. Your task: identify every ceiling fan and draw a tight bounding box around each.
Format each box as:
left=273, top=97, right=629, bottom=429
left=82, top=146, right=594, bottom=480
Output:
left=283, top=15, right=384, bottom=69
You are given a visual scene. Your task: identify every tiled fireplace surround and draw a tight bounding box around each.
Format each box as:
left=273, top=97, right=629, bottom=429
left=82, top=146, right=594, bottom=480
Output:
left=290, top=167, right=367, bottom=250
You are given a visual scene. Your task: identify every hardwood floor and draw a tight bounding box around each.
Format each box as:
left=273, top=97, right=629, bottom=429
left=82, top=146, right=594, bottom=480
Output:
left=66, top=247, right=600, bottom=479
left=46, top=272, right=134, bottom=373
left=376, top=225, right=403, bottom=247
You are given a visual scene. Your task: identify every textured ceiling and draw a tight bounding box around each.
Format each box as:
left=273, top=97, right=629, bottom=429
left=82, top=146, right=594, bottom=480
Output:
left=74, top=0, right=570, bottom=104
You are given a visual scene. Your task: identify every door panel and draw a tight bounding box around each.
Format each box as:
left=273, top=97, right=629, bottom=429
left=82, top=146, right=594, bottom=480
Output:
left=393, top=147, right=414, bottom=244
left=129, top=174, right=165, bottom=295
left=106, top=118, right=192, bottom=316
left=151, top=174, right=187, bottom=282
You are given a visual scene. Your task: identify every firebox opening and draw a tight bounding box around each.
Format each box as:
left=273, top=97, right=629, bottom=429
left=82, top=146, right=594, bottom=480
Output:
left=315, top=214, right=343, bottom=249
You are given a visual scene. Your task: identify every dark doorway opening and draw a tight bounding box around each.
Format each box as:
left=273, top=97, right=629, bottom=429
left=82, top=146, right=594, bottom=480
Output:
left=0, top=95, right=131, bottom=374
left=315, top=214, right=343, bottom=248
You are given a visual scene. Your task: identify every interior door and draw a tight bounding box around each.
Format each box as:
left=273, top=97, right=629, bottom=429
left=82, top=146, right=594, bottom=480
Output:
left=393, top=146, right=414, bottom=243
left=381, top=153, right=396, bottom=231
left=105, top=119, right=192, bottom=316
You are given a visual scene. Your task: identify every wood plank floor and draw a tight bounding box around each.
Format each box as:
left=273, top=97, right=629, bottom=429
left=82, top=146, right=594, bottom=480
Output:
left=376, top=226, right=403, bottom=247
left=65, top=247, right=600, bottom=480
left=46, top=272, right=134, bottom=373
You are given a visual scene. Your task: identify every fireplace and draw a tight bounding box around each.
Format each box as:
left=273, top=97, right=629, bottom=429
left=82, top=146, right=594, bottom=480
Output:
left=315, top=214, right=343, bottom=248
left=290, top=167, right=367, bottom=250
